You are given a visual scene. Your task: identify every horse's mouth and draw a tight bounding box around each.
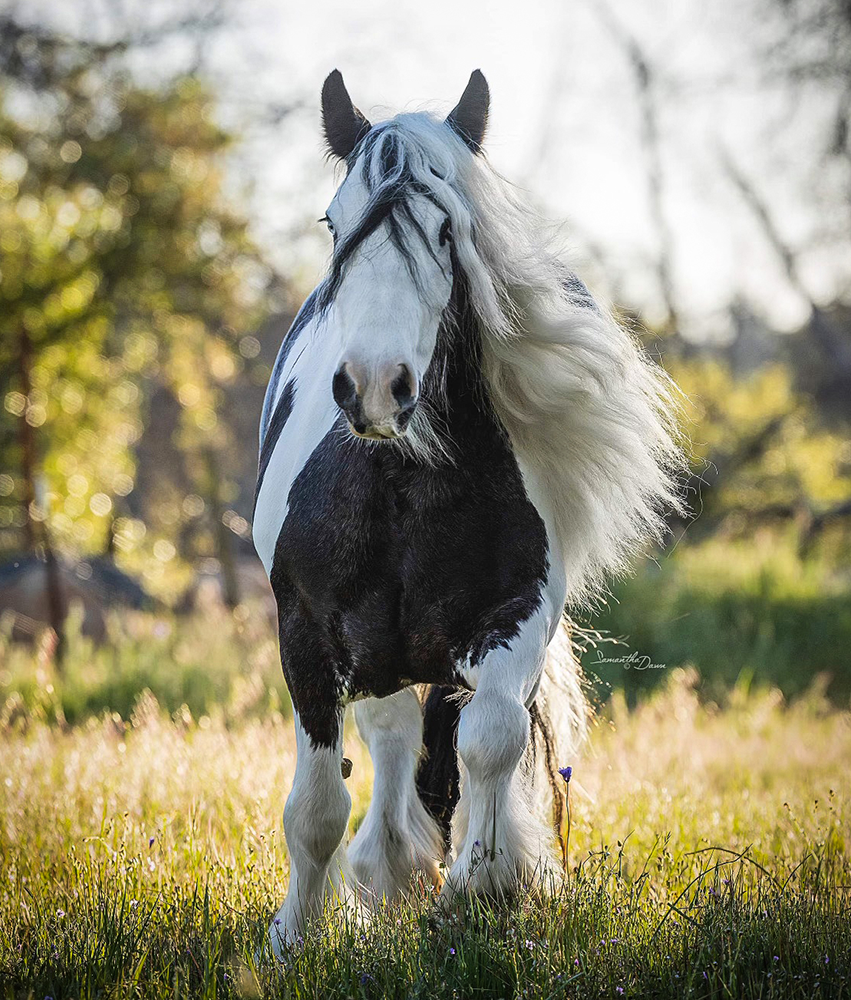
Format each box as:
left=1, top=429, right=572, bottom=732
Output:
left=348, top=424, right=403, bottom=442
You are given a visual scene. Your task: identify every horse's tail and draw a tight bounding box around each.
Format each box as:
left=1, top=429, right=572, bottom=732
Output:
left=416, top=685, right=462, bottom=849
left=416, top=621, right=588, bottom=852
left=529, top=618, right=590, bottom=844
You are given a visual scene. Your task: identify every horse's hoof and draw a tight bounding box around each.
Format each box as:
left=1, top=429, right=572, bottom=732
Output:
left=265, top=916, right=304, bottom=961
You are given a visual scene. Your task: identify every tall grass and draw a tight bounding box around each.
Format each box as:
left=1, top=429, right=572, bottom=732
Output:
left=2, top=668, right=849, bottom=999
left=1, top=538, right=849, bottom=997
left=0, top=602, right=290, bottom=727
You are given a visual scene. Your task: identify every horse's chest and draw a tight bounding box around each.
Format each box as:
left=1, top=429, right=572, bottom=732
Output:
left=270, top=419, right=549, bottom=705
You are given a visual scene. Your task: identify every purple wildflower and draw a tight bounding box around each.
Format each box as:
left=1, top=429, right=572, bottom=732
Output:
left=558, top=766, right=572, bottom=784
left=449, top=948, right=456, bottom=956
left=616, top=989, right=624, bottom=995
left=149, top=837, right=155, bottom=848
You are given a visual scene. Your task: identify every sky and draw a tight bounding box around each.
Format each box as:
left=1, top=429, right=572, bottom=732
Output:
left=22, top=0, right=851, bottom=337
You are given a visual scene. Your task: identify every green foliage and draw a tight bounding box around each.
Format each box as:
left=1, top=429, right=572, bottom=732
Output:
left=582, top=533, right=851, bottom=706
left=669, top=358, right=851, bottom=534
left=0, top=46, right=273, bottom=593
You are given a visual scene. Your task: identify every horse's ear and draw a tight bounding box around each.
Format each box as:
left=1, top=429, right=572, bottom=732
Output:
left=321, top=70, right=372, bottom=159
left=446, top=69, right=490, bottom=153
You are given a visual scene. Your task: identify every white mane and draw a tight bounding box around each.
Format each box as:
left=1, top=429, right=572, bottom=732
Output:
left=355, top=112, right=686, bottom=606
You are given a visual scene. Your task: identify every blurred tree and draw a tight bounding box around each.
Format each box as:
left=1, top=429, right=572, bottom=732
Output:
left=665, top=357, right=851, bottom=559
left=0, top=18, right=276, bottom=603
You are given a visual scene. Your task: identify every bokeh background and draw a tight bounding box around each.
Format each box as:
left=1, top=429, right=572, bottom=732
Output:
left=1, top=0, right=850, bottom=716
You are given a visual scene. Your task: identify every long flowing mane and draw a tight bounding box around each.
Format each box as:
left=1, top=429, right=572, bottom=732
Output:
left=330, top=112, right=685, bottom=606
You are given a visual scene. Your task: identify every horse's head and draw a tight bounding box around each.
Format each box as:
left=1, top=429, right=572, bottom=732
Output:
left=317, top=70, right=489, bottom=441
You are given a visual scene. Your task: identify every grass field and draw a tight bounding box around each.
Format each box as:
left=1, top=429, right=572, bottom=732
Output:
left=580, top=535, right=851, bottom=706
left=2, top=650, right=849, bottom=1000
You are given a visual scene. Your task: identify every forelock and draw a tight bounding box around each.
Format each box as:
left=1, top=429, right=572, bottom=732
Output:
left=317, top=113, right=486, bottom=312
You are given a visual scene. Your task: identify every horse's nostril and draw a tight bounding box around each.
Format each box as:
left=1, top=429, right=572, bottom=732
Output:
left=332, top=365, right=357, bottom=410
left=390, top=364, right=416, bottom=407
left=396, top=400, right=417, bottom=430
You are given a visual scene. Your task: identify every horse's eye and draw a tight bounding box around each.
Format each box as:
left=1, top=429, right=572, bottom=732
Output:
left=438, top=217, right=452, bottom=246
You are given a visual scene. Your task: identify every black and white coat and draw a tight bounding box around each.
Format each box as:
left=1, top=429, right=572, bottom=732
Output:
left=252, top=71, right=682, bottom=953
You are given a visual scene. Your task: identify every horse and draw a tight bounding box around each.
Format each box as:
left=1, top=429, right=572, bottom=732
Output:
left=252, top=69, right=683, bottom=955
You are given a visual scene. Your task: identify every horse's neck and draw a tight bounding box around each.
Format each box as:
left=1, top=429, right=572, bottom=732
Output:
left=426, top=283, right=491, bottom=431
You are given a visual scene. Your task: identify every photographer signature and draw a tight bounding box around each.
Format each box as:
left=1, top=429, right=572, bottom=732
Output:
left=593, top=649, right=667, bottom=671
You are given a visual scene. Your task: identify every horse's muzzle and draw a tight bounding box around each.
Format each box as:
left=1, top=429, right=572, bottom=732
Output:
left=332, top=361, right=417, bottom=440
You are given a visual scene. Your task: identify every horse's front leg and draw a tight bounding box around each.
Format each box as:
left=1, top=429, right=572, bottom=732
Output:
left=349, top=688, right=445, bottom=902
left=445, top=611, right=557, bottom=898
left=269, top=708, right=353, bottom=956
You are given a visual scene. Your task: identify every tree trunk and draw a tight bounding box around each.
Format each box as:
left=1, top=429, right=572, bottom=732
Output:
left=18, top=328, right=37, bottom=552
left=205, top=446, right=240, bottom=609
left=43, top=540, right=67, bottom=664
left=19, top=328, right=66, bottom=665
